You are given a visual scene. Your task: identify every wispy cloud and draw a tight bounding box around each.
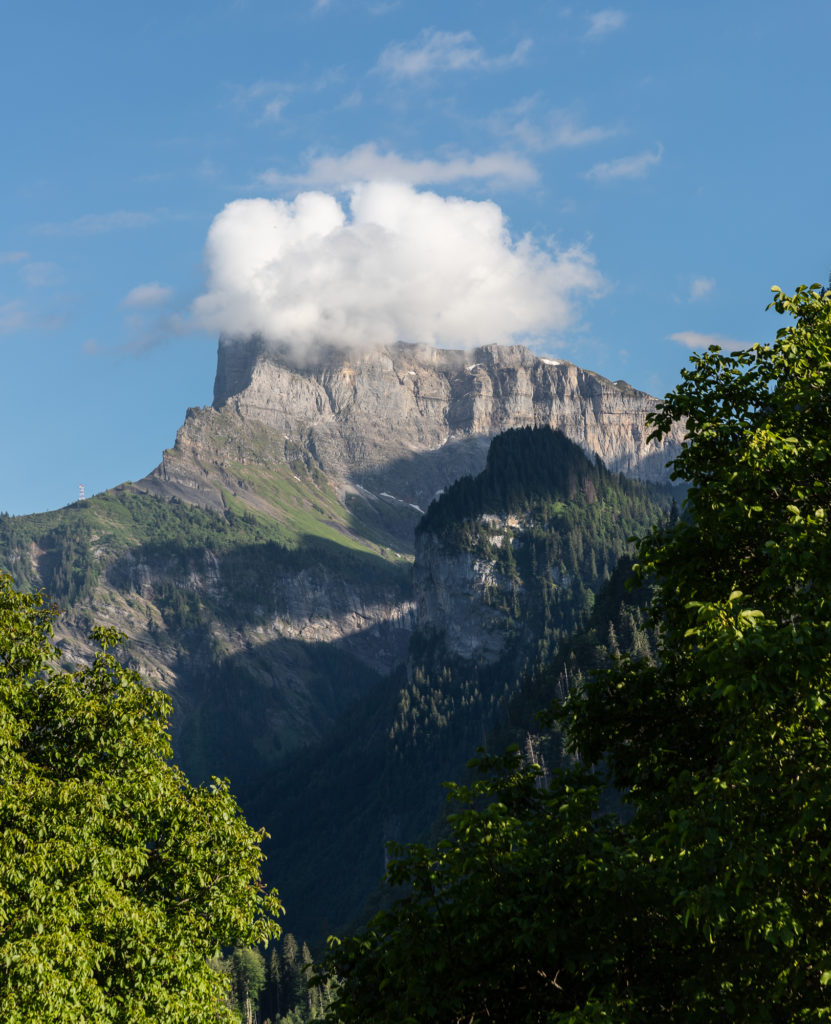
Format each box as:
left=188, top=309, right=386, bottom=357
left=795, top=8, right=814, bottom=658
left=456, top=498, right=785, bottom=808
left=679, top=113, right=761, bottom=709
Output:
left=82, top=338, right=103, bottom=356
left=231, top=71, right=340, bottom=122
left=338, top=89, right=363, bottom=110
left=547, top=116, right=619, bottom=148
left=0, top=251, right=28, bottom=264
left=585, top=9, right=627, bottom=38
left=230, top=79, right=294, bottom=122
left=232, top=79, right=285, bottom=105
left=584, top=143, right=662, bottom=182
left=376, top=29, right=531, bottom=78
left=670, top=331, right=750, bottom=350
left=689, top=277, right=715, bottom=301
left=0, top=300, right=27, bottom=334
left=22, top=262, right=63, bottom=288
left=491, top=99, right=619, bottom=152
left=122, top=282, right=173, bottom=309
left=262, top=97, right=288, bottom=122
left=260, top=143, right=538, bottom=189
left=34, top=211, right=157, bottom=236
left=196, top=158, right=221, bottom=180
left=116, top=310, right=194, bottom=355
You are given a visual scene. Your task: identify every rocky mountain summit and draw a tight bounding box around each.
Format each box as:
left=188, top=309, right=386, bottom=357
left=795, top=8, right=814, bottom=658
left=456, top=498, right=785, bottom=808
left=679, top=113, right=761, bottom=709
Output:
left=137, top=337, right=683, bottom=538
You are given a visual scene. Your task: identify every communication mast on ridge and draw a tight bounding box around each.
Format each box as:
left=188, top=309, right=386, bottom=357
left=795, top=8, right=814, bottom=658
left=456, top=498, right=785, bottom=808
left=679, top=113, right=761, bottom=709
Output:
left=79, top=484, right=85, bottom=502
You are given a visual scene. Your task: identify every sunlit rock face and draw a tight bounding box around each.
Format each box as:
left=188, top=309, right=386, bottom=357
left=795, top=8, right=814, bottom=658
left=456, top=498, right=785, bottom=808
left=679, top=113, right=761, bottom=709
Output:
left=201, top=336, right=681, bottom=505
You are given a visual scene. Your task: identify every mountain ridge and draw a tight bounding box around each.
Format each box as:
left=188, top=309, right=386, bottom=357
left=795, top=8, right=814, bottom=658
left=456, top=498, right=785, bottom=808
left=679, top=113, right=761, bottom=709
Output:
left=134, top=338, right=683, bottom=533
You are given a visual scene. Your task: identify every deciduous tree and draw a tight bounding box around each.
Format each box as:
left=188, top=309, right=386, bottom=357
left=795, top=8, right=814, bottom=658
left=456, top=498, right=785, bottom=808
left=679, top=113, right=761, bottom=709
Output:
left=0, top=575, right=281, bottom=1023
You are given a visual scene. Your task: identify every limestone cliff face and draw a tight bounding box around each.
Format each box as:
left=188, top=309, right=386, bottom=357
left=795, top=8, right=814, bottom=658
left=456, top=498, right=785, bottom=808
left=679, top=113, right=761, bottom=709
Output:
left=143, top=337, right=682, bottom=520
left=413, top=522, right=522, bottom=665
left=218, top=338, right=681, bottom=486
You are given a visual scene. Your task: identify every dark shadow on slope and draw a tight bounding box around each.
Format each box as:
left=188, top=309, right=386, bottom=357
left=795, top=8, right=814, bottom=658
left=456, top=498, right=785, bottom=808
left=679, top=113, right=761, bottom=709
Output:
left=106, top=532, right=411, bottom=628
left=103, top=534, right=415, bottom=792
left=247, top=632, right=565, bottom=945
left=352, top=435, right=493, bottom=524
left=167, top=628, right=394, bottom=792
left=246, top=663, right=406, bottom=945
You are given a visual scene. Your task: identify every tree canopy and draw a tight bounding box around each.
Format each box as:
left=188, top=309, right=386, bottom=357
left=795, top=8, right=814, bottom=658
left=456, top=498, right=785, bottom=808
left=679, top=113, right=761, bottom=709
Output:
left=322, top=284, right=831, bottom=1022
left=0, top=575, right=281, bottom=1023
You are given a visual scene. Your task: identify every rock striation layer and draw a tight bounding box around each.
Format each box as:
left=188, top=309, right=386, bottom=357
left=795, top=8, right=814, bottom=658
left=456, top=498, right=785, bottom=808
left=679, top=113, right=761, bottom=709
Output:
left=142, top=337, right=684, bottom=526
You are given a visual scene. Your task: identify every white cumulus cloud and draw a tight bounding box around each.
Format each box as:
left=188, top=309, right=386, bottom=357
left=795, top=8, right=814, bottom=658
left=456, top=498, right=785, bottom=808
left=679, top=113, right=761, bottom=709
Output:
left=193, top=182, right=603, bottom=354
left=377, top=29, right=531, bottom=78
left=260, top=143, right=537, bottom=189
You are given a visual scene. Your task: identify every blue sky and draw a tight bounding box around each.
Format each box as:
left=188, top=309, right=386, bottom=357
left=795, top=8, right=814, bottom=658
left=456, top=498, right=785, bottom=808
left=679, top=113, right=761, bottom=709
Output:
left=2, top=0, right=830, bottom=515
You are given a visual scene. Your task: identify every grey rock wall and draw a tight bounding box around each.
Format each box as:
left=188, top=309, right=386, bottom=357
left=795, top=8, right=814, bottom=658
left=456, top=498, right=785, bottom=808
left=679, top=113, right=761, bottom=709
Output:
left=206, top=337, right=681, bottom=504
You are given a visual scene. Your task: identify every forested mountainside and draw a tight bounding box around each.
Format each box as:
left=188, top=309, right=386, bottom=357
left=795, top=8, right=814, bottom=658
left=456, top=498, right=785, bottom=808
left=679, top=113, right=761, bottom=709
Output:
left=414, top=427, right=664, bottom=664
left=250, top=426, right=676, bottom=941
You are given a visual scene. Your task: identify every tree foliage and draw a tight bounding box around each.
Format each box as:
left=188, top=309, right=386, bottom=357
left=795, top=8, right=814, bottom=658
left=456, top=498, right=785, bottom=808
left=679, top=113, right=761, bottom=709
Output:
left=322, top=284, right=831, bottom=1022
left=0, top=575, right=282, bottom=1023
left=322, top=752, right=627, bottom=1023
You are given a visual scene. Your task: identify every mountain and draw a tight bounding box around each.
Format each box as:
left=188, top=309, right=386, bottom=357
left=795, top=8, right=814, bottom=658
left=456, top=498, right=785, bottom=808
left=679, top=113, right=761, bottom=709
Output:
left=0, top=337, right=683, bottom=938
left=0, top=337, right=680, bottom=779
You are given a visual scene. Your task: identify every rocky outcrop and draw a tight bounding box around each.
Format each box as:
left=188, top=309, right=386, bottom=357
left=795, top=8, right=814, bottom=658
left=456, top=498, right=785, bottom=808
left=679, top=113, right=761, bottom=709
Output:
left=141, top=338, right=683, bottom=524
left=413, top=524, right=519, bottom=664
